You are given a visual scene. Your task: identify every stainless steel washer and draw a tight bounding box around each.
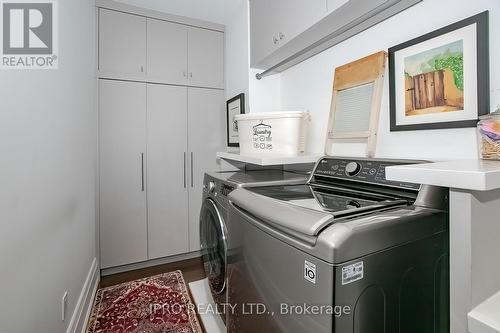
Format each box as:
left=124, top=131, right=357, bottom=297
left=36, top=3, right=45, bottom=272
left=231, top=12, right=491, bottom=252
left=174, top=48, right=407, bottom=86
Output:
left=199, top=170, right=309, bottom=322
left=227, top=157, right=450, bottom=332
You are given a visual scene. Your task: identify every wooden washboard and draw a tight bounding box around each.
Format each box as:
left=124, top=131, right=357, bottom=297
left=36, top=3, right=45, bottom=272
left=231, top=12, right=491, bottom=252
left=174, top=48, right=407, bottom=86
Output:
left=325, top=51, right=387, bottom=157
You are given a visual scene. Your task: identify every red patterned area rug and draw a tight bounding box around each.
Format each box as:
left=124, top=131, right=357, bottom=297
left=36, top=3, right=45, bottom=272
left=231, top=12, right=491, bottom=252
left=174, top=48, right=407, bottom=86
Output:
left=86, top=271, right=203, bottom=333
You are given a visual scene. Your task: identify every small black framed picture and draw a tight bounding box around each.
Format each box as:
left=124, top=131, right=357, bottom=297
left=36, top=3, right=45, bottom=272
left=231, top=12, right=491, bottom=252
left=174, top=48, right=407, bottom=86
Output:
left=226, top=93, right=245, bottom=147
left=389, top=11, right=489, bottom=131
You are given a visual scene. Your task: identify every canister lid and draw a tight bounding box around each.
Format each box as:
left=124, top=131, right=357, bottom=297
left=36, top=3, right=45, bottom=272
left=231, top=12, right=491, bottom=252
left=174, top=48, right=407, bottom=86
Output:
left=234, top=111, right=309, bottom=121
left=479, top=106, right=500, bottom=120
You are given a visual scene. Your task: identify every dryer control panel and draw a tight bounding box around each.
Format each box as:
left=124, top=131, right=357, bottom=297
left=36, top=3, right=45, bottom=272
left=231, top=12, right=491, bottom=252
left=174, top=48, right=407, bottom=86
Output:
left=220, top=184, right=235, bottom=197
left=203, top=175, right=236, bottom=210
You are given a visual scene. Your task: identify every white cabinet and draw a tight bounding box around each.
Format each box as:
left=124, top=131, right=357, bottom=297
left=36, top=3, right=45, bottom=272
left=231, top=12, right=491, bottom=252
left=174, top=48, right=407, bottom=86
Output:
left=187, top=28, right=225, bottom=89
left=99, top=8, right=224, bottom=89
left=99, top=82, right=224, bottom=267
left=147, top=84, right=190, bottom=259
left=327, top=0, right=349, bottom=13
left=249, top=0, right=327, bottom=67
left=99, top=9, right=146, bottom=76
left=147, top=86, right=224, bottom=255
left=98, top=2, right=226, bottom=268
left=99, top=80, right=148, bottom=269
left=275, top=0, right=327, bottom=46
left=249, top=1, right=281, bottom=69
left=147, top=19, right=188, bottom=85
left=187, top=88, right=225, bottom=251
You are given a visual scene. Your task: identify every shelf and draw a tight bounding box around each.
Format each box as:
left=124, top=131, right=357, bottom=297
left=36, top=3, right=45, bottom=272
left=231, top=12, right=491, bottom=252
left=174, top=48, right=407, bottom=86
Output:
left=217, top=152, right=320, bottom=166
left=468, top=290, right=500, bottom=333
left=386, top=160, right=500, bottom=191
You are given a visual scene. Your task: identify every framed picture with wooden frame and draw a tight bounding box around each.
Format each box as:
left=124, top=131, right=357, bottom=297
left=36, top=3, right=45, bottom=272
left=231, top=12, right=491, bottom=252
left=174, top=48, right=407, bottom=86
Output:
left=325, top=51, right=387, bottom=157
left=388, top=11, right=489, bottom=131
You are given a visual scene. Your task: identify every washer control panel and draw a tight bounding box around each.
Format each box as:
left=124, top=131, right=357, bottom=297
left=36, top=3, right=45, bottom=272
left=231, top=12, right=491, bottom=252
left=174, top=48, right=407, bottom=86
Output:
left=313, top=157, right=421, bottom=190
left=345, top=162, right=362, bottom=176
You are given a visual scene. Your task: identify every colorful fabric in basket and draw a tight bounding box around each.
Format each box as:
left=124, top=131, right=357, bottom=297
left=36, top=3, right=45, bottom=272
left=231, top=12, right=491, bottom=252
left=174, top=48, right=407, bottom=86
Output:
left=479, top=122, right=500, bottom=141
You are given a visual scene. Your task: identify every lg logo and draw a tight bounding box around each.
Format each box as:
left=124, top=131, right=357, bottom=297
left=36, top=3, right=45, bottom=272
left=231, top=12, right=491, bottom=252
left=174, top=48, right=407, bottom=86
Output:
left=306, top=267, right=315, bottom=279
left=304, top=260, right=317, bottom=284
left=1, top=0, right=57, bottom=69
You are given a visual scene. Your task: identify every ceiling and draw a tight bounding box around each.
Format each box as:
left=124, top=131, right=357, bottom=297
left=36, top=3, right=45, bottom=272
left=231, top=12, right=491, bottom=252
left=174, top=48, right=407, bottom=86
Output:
left=114, top=0, right=246, bottom=25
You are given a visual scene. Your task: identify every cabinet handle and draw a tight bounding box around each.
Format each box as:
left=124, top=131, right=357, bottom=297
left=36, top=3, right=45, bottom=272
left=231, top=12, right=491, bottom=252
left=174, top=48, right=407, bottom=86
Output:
left=183, top=152, right=187, bottom=188
left=279, top=32, right=285, bottom=40
left=189, top=72, right=193, bottom=78
left=190, top=152, right=194, bottom=188
left=141, top=153, right=145, bottom=192
left=140, top=65, right=144, bottom=73
left=183, top=71, right=187, bottom=77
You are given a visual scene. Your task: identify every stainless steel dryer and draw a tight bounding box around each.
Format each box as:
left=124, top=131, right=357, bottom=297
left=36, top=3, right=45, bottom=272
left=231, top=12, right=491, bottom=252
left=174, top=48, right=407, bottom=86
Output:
left=227, top=157, right=450, bottom=333
left=199, top=170, right=308, bottom=322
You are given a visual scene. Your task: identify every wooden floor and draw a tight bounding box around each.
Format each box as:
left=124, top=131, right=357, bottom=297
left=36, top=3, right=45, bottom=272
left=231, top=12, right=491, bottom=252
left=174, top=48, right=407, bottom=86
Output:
left=100, top=257, right=206, bottom=288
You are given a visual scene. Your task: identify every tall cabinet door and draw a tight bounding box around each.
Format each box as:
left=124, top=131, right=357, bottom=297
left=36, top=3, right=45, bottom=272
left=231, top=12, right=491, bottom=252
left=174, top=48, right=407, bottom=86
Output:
left=99, top=9, right=146, bottom=76
left=188, top=28, right=224, bottom=89
left=147, top=19, right=188, bottom=85
left=188, top=88, right=225, bottom=251
left=147, top=84, right=190, bottom=259
left=99, top=80, right=147, bottom=268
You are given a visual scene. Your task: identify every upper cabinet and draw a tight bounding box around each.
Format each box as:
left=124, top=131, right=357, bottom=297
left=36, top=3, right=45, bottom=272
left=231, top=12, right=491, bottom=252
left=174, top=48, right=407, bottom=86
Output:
left=147, top=19, right=188, bottom=85
left=249, top=0, right=283, bottom=68
left=327, top=0, right=350, bottom=14
left=273, top=0, right=327, bottom=47
left=99, top=9, right=146, bottom=76
left=250, top=0, right=326, bottom=67
left=188, top=28, right=224, bottom=89
left=249, top=0, right=422, bottom=74
left=98, top=5, right=225, bottom=89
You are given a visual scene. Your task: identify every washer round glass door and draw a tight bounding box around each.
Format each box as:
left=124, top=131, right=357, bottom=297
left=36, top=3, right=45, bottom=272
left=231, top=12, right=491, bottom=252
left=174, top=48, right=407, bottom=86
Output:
left=200, top=198, right=227, bottom=295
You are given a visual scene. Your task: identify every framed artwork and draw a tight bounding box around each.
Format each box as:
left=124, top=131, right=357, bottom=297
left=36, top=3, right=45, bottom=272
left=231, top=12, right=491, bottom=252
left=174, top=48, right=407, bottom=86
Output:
left=389, top=11, right=489, bottom=131
left=226, top=93, right=245, bottom=147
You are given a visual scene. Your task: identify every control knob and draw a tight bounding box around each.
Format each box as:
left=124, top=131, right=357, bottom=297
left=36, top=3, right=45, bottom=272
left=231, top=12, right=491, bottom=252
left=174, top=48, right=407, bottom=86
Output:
left=345, top=162, right=362, bottom=176
left=208, top=181, right=216, bottom=193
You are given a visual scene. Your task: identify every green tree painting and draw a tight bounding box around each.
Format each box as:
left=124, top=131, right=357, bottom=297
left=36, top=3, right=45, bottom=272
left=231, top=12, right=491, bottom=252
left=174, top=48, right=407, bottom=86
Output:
left=433, top=54, right=464, bottom=90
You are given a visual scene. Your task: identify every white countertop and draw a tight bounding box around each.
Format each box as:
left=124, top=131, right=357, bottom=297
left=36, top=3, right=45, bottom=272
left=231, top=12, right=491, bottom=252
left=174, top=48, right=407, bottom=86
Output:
left=386, top=160, right=500, bottom=191
left=217, top=151, right=320, bottom=166
left=468, top=290, right=500, bottom=333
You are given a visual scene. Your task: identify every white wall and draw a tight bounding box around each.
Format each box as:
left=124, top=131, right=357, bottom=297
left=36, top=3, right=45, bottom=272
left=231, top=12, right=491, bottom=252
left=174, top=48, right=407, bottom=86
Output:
left=225, top=0, right=250, bottom=111
left=249, top=68, right=281, bottom=114
left=0, top=1, right=97, bottom=332
left=250, top=0, right=500, bottom=160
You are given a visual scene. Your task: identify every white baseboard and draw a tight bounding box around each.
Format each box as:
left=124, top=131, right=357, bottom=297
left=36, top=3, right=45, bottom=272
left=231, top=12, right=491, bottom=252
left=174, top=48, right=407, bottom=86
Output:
left=66, top=257, right=100, bottom=333
left=101, top=251, right=201, bottom=276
